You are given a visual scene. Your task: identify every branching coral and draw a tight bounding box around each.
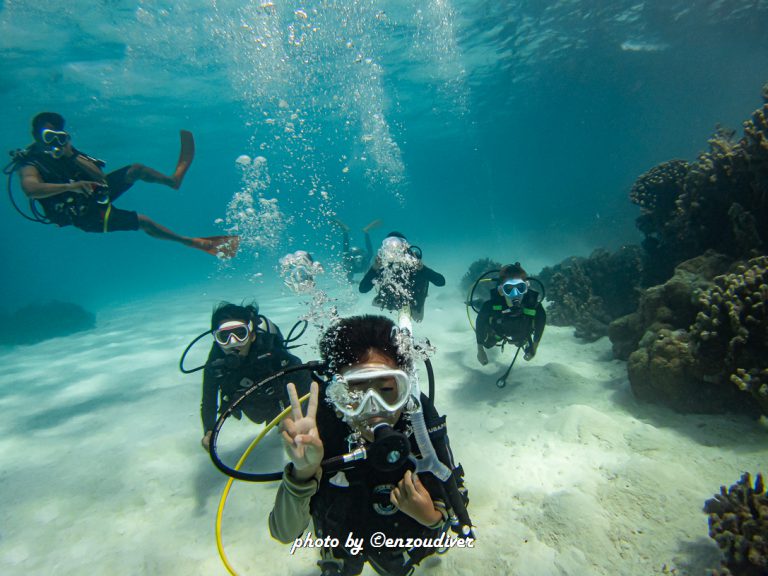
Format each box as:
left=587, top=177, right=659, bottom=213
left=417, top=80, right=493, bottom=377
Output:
left=460, top=257, right=502, bottom=295
left=630, top=89, right=768, bottom=286
left=690, top=256, right=768, bottom=413
left=614, top=252, right=766, bottom=414
left=704, top=472, right=768, bottom=576
left=630, top=159, right=689, bottom=237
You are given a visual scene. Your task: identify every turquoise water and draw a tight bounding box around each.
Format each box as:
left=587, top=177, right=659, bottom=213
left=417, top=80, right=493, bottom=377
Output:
left=1, top=2, right=768, bottom=575
left=2, top=1, right=767, bottom=309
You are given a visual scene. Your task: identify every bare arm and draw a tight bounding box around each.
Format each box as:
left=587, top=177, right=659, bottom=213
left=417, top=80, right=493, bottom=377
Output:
left=20, top=165, right=101, bottom=200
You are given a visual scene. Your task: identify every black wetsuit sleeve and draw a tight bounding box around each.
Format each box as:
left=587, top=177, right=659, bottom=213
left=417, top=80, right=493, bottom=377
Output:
left=425, top=266, right=446, bottom=287
left=201, top=346, right=221, bottom=433
left=533, top=304, right=546, bottom=345
left=475, top=301, right=492, bottom=347
left=359, top=267, right=377, bottom=293
left=274, top=350, right=313, bottom=397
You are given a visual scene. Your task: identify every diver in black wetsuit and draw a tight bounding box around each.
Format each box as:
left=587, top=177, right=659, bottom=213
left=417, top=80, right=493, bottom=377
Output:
left=333, top=218, right=382, bottom=282
left=200, top=302, right=311, bottom=451
left=359, top=232, right=445, bottom=322
left=13, top=112, right=238, bottom=258
left=475, top=262, right=546, bottom=366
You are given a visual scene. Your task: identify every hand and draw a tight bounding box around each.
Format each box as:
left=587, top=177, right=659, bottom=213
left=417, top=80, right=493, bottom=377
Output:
left=390, top=470, right=442, bottom=527
left=201, top=430, right=212, bottom=452
left=477, top=346, right=488, bottom=366
left=280, top=381, right=324, bottom=482
left=524, top=345, right=537, bottom=361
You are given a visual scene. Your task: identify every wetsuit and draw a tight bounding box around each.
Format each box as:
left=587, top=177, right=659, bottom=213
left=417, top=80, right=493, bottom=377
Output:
left=20, top=145, right=139, bottom=232
left=269, top=391, right=462, bottom=576
left=359, top=265, right=445, bottom=321
left=342, top=230, right=373, bottom=282
left=476, top=289, right=546, bottom=353
left=200, top=335, right=312, bottom=433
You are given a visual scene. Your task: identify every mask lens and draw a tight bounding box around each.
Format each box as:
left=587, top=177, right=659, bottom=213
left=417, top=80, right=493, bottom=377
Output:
left=328, top=368, right=410, bottom=419
left=502, top=279, right=527, bottom=297
left=214, top=322, right=251, bottom=346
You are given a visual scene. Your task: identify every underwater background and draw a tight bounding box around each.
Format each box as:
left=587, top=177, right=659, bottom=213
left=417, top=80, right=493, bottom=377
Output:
left=2, top=0, right=768, bottom=309
left=2, top=1, right=768, bottom=575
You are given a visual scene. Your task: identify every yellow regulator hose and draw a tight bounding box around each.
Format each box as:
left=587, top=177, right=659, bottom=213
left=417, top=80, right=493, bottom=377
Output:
left=215, top=393, right=310, bottom=575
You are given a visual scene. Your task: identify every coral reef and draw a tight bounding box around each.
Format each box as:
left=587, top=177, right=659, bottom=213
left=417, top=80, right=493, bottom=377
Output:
left=461, top=257, right=502, bottom=302
left=536, top=245, right=643, bottom=341
left=690, top=256, right=768, bottom=414
left=0, top=300, right=96, bottom=346
left=704, top=472, right=768, bottom=576
left=609, top=251, right=732, bottom=360
left=630, top=93, right=768, bottom=287
left=614, top=253, right=767, bottom=415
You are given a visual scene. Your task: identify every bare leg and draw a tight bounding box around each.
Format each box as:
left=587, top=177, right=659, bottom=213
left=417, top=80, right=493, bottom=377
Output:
left=126, top=163, right=176, bottom=187
left=138, top=214, right=196, bottom=244
left=125, top=130, right=195, bottom=190
left=137, top=214, right=239, bottom=259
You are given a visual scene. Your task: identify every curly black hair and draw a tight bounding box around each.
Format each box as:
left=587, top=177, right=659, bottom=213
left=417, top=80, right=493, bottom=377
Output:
left=319, top=315, right=411, bottom=371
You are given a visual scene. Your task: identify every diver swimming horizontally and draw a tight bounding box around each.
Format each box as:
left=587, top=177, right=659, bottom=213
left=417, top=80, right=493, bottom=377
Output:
left=5, top=112, right=239, bottom=258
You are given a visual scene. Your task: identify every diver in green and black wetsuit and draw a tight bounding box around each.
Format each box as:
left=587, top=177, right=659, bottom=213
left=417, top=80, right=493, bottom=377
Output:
left=14, top=112, right=238, bottom=258
left=475, top=262, right=546, bottom=366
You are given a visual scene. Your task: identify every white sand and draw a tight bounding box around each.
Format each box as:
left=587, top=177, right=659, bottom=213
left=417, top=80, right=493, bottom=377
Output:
left=0, top=274, right=766, bottom=576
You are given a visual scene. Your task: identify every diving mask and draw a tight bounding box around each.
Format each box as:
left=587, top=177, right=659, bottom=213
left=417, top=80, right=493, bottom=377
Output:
left=41, top=129, right=70, bottom=147
left=499, top=278, right=528, bottom=298
left=326, top=365, right=412, bottom=422
left=40, top=129, right=70, bottom=159
left=214, top=320, right=253, bottom=349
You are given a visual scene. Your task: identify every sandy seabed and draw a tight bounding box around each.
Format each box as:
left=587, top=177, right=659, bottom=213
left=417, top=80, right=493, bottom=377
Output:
left=0, top=274, right=766, bottom=576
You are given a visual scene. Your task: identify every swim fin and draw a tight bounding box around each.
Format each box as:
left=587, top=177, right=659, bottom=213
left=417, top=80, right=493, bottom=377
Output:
left=172, top=130, right=195, bottom=190
left=194, top=235, right=240, bottom=259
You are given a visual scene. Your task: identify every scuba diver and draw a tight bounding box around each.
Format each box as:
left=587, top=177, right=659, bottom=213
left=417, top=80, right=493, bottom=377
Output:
left=359, top=232, right=445, bottom=323
left=200, top=302, right=312, bottom=451
left=269, top=315, right=471, bottom=576
left=6, top=112, right=238, bottom=258
left=279, top=250, right=325, bottom=294
left=475, top=262, right=546, bottom=368
left=333, top=217, right=382, bottom=282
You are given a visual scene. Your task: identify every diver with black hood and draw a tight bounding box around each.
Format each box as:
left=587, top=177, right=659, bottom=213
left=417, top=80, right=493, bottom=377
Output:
left=200, top=302, right=312, bottom=451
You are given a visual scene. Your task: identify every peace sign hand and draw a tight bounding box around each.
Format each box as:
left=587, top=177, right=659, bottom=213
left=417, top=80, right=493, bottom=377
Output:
left=280, top=381, right=324, bottom=482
